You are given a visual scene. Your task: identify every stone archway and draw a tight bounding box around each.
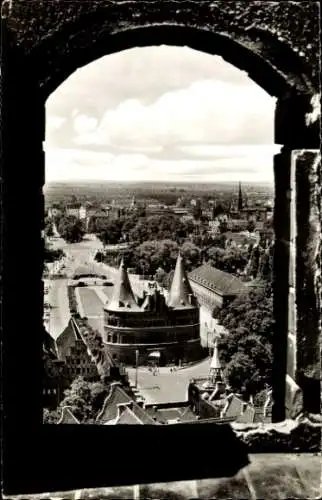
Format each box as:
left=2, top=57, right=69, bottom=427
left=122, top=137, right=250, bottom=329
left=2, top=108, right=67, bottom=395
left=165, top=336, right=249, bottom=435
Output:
left=2, top=1, right=320, bottom=427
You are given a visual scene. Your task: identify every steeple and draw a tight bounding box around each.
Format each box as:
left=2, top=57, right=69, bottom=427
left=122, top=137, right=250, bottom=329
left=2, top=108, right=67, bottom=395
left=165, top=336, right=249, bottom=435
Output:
left=105, top=258, right=140, bottom=312
left=209, top=338, right=223, bottom=384
left=238, top=181, right=243, bottom=211
left=130, top=195, right=136, bottom=209
left=167, top=253, right=197, bottom=309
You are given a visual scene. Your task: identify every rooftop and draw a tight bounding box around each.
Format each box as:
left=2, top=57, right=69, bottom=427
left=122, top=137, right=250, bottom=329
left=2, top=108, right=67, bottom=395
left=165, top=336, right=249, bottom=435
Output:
left=167, top=253, right=198, bottom=310
left=189, top=264, right=246, bottom=297
left=96, top=383, right=136, bottom=423
left=104, top=259, right=141, bottom=312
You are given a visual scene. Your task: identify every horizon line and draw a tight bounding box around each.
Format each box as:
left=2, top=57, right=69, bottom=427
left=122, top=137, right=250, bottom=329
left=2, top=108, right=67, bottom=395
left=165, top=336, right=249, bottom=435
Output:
left=45, top=179, right=274, bottom=185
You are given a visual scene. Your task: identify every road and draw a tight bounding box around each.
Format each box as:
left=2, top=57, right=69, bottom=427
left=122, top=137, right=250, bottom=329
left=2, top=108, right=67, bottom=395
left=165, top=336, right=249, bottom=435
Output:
left=127, top=357, right=212, bottom=404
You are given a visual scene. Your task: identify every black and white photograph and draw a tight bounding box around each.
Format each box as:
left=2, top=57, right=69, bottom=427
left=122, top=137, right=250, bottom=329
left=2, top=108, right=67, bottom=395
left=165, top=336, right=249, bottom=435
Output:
left=43, top=45, right=278, bottom=427
left=2, top=1, right=321, bottom=499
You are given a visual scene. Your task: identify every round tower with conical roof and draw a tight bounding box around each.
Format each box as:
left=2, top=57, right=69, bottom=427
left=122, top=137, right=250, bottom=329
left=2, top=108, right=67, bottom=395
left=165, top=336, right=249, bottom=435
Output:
left=102, top=254, right=204, bottom=366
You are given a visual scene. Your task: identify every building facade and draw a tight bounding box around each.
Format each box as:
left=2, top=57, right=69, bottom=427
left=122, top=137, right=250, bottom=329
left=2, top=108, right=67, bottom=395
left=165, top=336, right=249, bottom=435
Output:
left=55, top=318, right=100, bottom=382
left=102, top=255, right=205, bottom=365
left=188, top=263, right=246, bottom=315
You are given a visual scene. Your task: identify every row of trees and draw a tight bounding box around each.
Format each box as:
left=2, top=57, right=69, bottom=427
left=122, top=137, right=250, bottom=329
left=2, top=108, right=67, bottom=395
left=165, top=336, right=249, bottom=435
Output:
left=217, top=281, right=274, bottom=399
left=96, top=239, right=273, bottom=286
left=96, top=239, right=250, bottom=283
left=95, top=213, right=196, bottom=246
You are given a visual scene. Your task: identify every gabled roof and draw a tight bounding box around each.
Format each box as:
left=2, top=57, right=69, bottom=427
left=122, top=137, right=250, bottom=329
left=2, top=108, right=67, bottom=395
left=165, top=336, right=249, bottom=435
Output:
left=55, top=318, right=78, bottom=360
left=57, top=406, right=80, bottom=424
left=114, top=402, right=157, bottom=425
left=167, top=253, right=197, bottom=310
left=116, top=406, right=145, bottom=424
left=105, top=259, right=141, bottom=312
left=189, top=264, right=246, bottom=297
left=43, top=329, right=58, bottom=358
left=96, top=383, right=133, bottom=423
left=129, top=402, right=157, bottom=424
left=98, top=385, right=157, bottom=425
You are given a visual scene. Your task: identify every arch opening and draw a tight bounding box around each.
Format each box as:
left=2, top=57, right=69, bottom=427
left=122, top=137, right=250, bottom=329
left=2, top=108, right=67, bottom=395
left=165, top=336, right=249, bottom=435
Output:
left=36, top=25, right=312, bottom=101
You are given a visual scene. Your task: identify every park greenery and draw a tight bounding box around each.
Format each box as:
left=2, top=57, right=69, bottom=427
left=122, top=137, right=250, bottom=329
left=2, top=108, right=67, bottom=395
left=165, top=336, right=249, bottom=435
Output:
left=217, top=281, right=274, bottom=398
left=57, top=215, right=85, bottom=243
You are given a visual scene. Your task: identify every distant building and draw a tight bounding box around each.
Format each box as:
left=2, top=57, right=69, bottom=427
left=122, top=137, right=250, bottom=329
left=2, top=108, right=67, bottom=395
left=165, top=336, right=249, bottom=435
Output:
left=240, top=206, right=273, bottom=222
left=102, top=254, right=204, bottom=366
left=65, top=203, right=81, bottom=218
left=227, top=219, right=250, bottom=232
left=79, top=205, right=87, bottom=220
left=171, top=207, right=190, bottom=217
left=208, top=220, right=220, bottom=235
left=47, top=205, right=62, bottom=219
left=223, top=231, right=257, bottom=249
left=189, top=263, right=246, bottom=314
left=145, top=203, right=172, bottom=216
left=86, top=208, right=110, bottom=231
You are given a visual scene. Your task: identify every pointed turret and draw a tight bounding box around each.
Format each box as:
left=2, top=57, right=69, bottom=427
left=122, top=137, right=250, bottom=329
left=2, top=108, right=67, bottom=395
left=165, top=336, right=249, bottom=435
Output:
left=130, top=195, right=136, bottom=209
left=167, top=253, right=197, bottom=309
left=238, top=181, right=243, bottom=211
left=209, top=338, right=223, bottom=384
left=106, top=258, right=140, bottom=312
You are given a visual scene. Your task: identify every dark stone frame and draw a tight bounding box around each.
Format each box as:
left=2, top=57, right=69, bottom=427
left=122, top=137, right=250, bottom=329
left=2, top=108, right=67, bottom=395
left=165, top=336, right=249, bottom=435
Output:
left=1, top=1, right=320, bottom=496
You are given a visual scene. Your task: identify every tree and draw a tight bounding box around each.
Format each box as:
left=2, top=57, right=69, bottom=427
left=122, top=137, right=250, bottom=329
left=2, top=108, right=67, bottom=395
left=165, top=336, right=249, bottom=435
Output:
left=58, top=216, right=85, bottom=243
left=44, top=246, right=65, bottom=263
left=56, top=377, right=110, bottom=422
left=97, top=219, right=124, bottom=245
left=44, top=221, right=54, bottom=238
left=247, top=219, right=256, bottom=233
left=217, top=282, right=273, bottom=397
left=219, top=220, right=228, bottom=234
left=206, top=246, right=248, bottom=274
left=43, top=408, right=61, bottom=424
left=192, top=200, right=202, bottom=221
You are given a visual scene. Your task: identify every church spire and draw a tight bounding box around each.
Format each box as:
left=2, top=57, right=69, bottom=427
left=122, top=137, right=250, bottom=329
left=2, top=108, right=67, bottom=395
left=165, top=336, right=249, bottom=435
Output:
left=167, top=252, right=197, bottom=309
left=106, top=258, right=140, bottom=312
left=238, top=181, right=243, bottom=211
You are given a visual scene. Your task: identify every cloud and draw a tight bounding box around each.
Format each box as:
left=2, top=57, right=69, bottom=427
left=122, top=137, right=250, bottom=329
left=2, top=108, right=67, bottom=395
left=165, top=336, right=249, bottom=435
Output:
left=45, top=46, right=276, bottom=183
left=45, top=145, right=278, bottom=184
left=72, top=79, right=274, bottom=151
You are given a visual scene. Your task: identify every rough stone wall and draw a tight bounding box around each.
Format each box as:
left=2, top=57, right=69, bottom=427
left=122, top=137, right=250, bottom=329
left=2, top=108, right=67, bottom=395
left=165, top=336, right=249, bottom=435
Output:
left=2, top=1, right=321, bottom=495
left=3, top=1, right=320, bottom=97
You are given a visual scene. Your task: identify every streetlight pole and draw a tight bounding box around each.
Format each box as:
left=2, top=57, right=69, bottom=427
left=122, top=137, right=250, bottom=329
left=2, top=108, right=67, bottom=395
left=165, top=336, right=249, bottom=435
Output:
left=135, top=349, right=139, bottom=388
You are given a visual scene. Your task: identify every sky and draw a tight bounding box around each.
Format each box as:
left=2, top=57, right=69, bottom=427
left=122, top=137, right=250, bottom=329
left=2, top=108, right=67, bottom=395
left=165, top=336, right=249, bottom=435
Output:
left=45, top=45, right=280, bottom=184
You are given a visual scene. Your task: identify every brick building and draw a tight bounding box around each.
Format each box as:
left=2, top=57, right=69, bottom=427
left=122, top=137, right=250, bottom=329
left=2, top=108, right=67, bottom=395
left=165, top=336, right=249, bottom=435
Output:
left=102, top=254, right=205, bottom=365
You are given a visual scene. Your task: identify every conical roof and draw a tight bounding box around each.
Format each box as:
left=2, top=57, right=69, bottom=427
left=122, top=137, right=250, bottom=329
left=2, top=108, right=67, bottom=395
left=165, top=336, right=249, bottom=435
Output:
left=105, top=258, right=140, bottom=312
left=210, top=338, right=222, bottom=371
left=167, top=253, right=197, bottom=309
